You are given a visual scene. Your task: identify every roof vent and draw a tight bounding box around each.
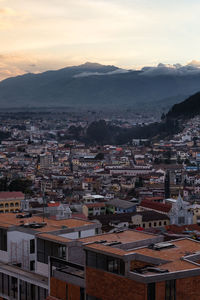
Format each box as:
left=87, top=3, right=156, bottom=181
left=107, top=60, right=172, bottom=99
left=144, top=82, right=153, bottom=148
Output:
left=152, top=242, right=175, bottom=251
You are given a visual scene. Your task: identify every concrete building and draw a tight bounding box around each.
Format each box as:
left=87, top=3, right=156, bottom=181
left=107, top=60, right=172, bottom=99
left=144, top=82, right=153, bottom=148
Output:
left=0, top=213, right=101, bottom=299
left=40, top=152, right=53, bottom=169
left=49, top=235, right=200, bottom=300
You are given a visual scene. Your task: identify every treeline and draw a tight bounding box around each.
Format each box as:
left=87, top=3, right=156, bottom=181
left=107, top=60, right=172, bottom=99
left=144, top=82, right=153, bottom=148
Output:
left=167, top=92, right=200, bottom=119
left=82, top=118, right=180, bottom=145
left=0, top=131, right=11, bottom=141
left=0, top=178, right=32, bottom=194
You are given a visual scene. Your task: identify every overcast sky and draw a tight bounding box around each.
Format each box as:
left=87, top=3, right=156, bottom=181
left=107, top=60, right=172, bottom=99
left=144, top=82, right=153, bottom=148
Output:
left=1, top=0, right=200, bottom=80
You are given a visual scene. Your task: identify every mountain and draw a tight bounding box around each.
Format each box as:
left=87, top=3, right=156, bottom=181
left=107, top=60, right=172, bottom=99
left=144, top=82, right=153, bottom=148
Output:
left=1, top=62, right=200, bottom=112
left=167, top=92, right=200, bottom=119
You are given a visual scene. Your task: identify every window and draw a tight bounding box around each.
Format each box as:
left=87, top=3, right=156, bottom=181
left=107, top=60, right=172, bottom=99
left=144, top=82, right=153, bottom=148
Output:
left=0, top=228, right=7, bottom=251
left=143, top=223, right=146, bottom=228
left=164, top=221, right=167, bottom=225
left=86, top=251, right=125, bottom=275
left=5, top=203, right=8, bottom=207
left=11, top=277, right=18, bottom=299
left=15, top=203, right=19, bottom=207
left=159, top=221, right=162, bottom=226
left=10, top=203, right=14, bottom=207
left=178, top=217, right=185, bottom=225
left=165, top=280, right=176, bottom=300
left=147, top=283, right=155, bottom=300
left=37, top=238, right=66, bottom=264
left=30, top=239, right=35, bottom=254
left=149, top=222, right=152, bottom=227
left=80, top=288, right=85, bottom=300
left=30, top=260, right=35, bottom=271
left=154, top=222, right=157, bottom=227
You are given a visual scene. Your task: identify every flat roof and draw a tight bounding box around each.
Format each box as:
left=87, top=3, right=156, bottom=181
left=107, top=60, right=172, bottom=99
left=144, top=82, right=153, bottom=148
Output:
left=79, top=229, right=156, bottom=245
left=37, top=233, right=71, bottom=244
left=0, top=213, right=93, bottom=232
left=132, top=239, right=200, bottom=272
left=0, top=263, right=48, bottom=286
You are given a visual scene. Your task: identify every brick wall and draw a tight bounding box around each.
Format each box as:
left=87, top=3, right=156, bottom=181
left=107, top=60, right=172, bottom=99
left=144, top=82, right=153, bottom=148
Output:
left=176, top=276, right=200, bottom=300
left=50, top=278, right=67, bottom=300
left=50, top=277, right=80, bottom=300
left=156, top=281, right=165, bottom=300
left=86, top=267, right=147, bottom=300
left=68, top=283, right=81, bottom=300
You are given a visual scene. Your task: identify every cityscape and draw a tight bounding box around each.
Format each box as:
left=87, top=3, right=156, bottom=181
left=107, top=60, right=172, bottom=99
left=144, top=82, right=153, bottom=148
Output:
left=1, top=0, right=200, bottom=299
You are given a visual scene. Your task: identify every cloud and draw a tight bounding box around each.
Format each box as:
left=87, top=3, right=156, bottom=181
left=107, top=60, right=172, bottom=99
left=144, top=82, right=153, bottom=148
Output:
left=74, top=68, right=129, bottom=78
left=140, top=62, right=200, bottom=76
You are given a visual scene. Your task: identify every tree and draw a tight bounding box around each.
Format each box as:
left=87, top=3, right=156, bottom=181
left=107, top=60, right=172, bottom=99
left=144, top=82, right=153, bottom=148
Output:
left=95, top=153, right=104, bottom=160
left=8, top=179, right=32, bottom=194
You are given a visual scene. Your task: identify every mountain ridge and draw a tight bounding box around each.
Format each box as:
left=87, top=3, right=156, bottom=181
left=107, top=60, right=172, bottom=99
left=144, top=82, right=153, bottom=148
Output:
left=1, top=62, right=200, bottom=112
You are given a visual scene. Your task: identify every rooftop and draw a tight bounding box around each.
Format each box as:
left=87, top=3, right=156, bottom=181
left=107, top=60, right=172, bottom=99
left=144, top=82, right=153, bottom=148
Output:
left=0, top=191, right=24, bottom=200
left=79, top=229, right=156, bottom=245
left=107, top=199, right=136, bottom=209
left=134, top=239, right=200, bottom=272
left=0, top=213, right=94, bottom=233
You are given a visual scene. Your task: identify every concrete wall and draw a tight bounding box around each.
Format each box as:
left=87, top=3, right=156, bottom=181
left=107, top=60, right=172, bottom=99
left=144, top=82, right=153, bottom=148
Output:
left=59, top=229, right=95, bottom=239
left=7, top=231, right=35, bottom=270
left=36, top=261, right=49, bottom=276
left=0, top=250, right=8, bottom=263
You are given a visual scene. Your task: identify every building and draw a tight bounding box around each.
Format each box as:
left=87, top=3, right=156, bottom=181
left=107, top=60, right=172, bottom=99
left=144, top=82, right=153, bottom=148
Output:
left=169, top=194, right=193, bottom=226
left=40, top=152, right=53, bottom=169
left=106, top=199, right=137, bottom=214
left=0, top=213, right=101, bottom=299
left=82, top=203, right=106, bottom=218
left=0, top=191, right=24, bottom=213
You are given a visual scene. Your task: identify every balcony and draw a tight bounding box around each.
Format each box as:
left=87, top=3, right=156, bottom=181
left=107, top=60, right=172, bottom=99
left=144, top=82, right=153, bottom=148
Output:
left=50, top=257, right=85, bottom=288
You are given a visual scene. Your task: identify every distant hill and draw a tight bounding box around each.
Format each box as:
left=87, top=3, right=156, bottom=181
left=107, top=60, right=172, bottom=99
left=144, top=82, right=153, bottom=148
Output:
left=167, top=92, right=200, bottom=119
left=1, top=62, right=200, bottom=112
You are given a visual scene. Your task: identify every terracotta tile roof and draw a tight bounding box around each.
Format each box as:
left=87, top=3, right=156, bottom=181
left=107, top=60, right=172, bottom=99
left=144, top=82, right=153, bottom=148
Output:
left=0, top=191, right=24, bottom=199
left=165, top=224, right=200, bottom=234
left=47, top=202, right=60, bottom=207
left=140, top=200, right=171, bottom=213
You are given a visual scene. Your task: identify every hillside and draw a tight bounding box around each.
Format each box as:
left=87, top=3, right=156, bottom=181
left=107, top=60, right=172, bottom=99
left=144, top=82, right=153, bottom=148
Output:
left=167, top=92, right=200, bottom=119
left=0, top=62, right=200, bottom=112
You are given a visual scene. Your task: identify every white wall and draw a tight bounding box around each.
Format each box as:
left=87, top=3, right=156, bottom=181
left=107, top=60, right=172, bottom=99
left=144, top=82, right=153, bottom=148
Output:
left=80, top=229, right=95, bottom=238
left=59, top=228, right=95, bottom=239
left=0, top=249, right=9, bottom=263
left=36, top=261, right=49, bottom=276
left=8, top=231, right=35, bottom=270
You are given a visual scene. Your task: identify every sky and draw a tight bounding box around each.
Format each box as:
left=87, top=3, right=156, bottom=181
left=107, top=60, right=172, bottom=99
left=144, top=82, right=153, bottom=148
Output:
left=1, top=0, right=200, bottom=80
